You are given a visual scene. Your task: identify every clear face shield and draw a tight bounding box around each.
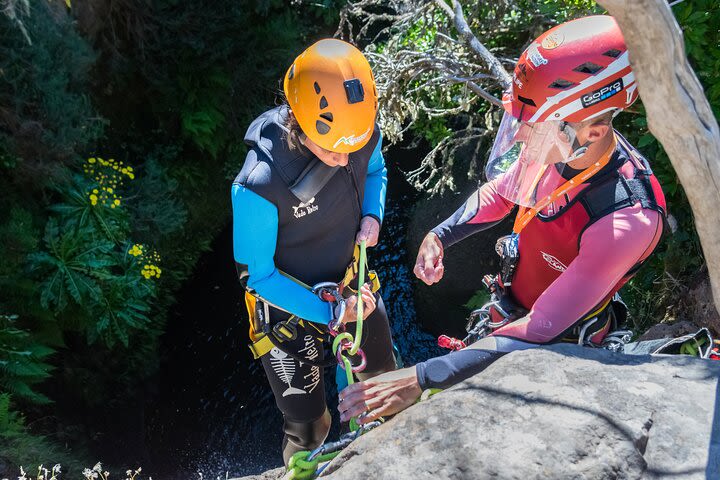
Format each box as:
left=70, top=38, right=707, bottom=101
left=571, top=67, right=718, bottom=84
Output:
left=485, top=111, right=586, bottom=207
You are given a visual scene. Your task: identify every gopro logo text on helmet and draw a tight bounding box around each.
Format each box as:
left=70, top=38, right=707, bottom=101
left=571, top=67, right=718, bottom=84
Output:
left=581, top=79, right=624, bottom=108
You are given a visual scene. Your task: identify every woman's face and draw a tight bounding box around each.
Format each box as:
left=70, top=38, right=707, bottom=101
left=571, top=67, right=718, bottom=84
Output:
left=301, top=134, right=350, bottom=167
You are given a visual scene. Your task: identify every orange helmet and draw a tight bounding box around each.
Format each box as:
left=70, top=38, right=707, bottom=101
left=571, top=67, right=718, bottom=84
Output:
left=283, top=39, right=378, bottom=153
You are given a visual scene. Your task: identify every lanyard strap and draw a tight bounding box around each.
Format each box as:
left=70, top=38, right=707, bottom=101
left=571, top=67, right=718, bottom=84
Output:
left=512, top=135, right=618, bottom=235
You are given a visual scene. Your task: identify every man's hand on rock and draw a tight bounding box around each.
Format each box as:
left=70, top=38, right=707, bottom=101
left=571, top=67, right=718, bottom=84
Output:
left=338, top=367, right=422, bottom=424
left=414, top=232, right=444, bottom=285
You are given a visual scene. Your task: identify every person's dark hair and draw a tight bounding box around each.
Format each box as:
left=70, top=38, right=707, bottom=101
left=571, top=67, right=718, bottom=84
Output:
left=277, top=89, right=304, bottom=150
left=284, top=107, right=304, bottom=151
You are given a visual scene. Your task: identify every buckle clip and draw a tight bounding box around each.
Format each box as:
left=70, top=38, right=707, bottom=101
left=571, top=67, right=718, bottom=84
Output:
left=272, top=319, right=298, bottom=342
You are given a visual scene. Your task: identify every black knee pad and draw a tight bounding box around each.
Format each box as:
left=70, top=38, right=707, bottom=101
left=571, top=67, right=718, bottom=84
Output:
left=281, top=408, right=331, bottom=466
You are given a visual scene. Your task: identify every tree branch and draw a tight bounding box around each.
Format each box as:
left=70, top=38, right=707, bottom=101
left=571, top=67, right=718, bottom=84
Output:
left=435, top=0, right=512, bottom=88
left=446, top=76, right=503, bottom=107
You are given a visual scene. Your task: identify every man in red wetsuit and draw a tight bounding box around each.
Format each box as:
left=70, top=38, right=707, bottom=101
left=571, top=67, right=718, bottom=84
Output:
left=337, top=15, right=668, bottom=422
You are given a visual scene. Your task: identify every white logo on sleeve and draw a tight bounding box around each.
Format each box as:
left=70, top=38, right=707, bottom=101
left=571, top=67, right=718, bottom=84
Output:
left=541, top=251, right=568, bottom=272
left=292, top=197, right=319, bottom=219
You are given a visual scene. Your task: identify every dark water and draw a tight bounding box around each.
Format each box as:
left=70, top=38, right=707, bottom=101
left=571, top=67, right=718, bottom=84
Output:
left=145, top=159, right=443, bottom=479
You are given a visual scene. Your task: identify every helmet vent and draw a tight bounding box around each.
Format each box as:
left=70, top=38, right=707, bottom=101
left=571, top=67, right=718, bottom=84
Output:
left=313, top=82, right=321, bottom=94
left=316, top=120, right=330, bottom=135
left=319, top=96, right=328, bottom=109
left=288, top=65, right=295, bottom=80
left=603, top=49, right=622, bottom=58
left=517, top=95, right=537, bottom=107
left=573, top=62, right=604, bottom=75
left=548, top=78, right=575, bottom=89
left=319, top=112, right=333, bottom=122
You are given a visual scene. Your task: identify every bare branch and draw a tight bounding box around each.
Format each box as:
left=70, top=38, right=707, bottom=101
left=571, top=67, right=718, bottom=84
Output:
left=407, top=126, right=488, bottom=195
left=446, top=76, right=503, bottom=107
left=438, top=0, right=512, bottom=88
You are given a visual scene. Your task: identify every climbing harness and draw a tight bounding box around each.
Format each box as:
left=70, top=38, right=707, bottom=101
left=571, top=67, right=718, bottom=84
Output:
left=438, top=273, right=631, bottom=352
left=283, top=241, right=379, bottom=480
left=244, top=242, right=380, bottom=362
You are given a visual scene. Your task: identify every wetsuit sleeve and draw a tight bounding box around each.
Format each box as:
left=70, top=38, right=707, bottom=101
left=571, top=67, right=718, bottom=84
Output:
left=431, top=180, right=515, bottom=248
left=492, top=206, right=663, bottom=343
left=361, top=132, right=387, bottom=225
left=231, top=184, right=333, bottom=324
left=415, top=349, right=506, bottom=390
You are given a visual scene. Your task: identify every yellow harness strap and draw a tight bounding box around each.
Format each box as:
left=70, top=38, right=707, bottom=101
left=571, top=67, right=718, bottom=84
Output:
left=341, top=244, right=381, bottom=293
left=562, top=297, right=614, bottom=343
left=248, top=334, right=276, bottom=359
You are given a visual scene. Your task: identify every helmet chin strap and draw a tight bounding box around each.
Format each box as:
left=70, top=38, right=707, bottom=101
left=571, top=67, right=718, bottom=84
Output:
left=565, top=139, right=592, bottom=163
left=560, top=121, right=592, bottom=164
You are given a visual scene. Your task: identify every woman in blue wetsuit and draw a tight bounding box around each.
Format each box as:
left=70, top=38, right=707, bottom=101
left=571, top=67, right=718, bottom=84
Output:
left=231, top=39, right=396, bottom=465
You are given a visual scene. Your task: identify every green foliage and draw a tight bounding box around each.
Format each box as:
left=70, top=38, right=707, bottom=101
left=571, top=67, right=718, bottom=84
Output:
left=464, top=289, right=492, bottom=311
left=0, top=393, right=79, bottom=473
left=29, top=160, right=158, bottom=348
left=0, top=1, right=102, bottom=173
left=128, top=159, right=187, bottom=240
left=0, top=315, right=53, bottom=404
left=178, top=68, right=231, bottom=158
left=0, top=207, right=38, bottom=277
left=0, top=0, right=347, bottom=471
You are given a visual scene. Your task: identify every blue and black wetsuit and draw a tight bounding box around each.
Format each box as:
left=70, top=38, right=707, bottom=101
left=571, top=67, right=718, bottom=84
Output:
left=232, top=106, right=396, bottom=464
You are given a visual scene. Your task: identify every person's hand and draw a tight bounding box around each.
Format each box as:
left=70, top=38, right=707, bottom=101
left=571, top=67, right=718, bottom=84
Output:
left=338, top=284, right=376, bottom=324
left=356, top=216, right=381, bottom=247
left=338, top=367, right=422, bottom=424
left=413, top=232, right=444, bottom=285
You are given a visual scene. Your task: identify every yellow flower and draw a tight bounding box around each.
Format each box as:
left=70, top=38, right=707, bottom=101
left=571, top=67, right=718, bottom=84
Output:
left=88, top=158, right=96, bottom=164
left=107, top=187, right=113, bottom=193
left=114, top=199, right=121, bottom=206
left=128, top=173, right=135, bottom=180
left=92, top=189, right=98, bottom=194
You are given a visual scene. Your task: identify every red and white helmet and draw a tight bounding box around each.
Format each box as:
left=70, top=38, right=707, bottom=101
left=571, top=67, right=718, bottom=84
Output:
left=486, top=15, right=637, bottom=208
left=503, top=15, right=637, bottom=123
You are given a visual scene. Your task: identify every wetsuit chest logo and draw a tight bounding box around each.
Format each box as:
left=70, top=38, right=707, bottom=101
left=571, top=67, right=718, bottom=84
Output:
left=541, top=251, right=568, bottom=272
left=291, top=197, right=319, bottom=219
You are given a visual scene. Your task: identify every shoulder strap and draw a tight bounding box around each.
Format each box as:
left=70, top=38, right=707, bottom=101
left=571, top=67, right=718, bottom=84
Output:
left=289, top=159, right=338, bottom=204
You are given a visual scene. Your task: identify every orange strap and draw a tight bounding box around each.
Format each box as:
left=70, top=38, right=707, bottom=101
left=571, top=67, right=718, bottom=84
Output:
left=512, top=135, right=618, bottom=235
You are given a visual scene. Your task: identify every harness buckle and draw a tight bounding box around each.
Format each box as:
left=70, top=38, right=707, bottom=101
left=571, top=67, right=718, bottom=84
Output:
left=272, top=318, right=298, bottom=342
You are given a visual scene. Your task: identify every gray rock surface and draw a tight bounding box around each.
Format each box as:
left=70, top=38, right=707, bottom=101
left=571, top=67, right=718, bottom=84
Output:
left=233, top=466, right=284, bottom=480
left=320, top=345, right=720, bottom=479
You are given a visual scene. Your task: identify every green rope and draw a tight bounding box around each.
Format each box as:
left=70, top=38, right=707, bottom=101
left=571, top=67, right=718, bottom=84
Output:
left=285, top=450, right=341, bottom=480
left=349, top=240, right=366, bottom=356
left=285, top=242, right=370, bottom=480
